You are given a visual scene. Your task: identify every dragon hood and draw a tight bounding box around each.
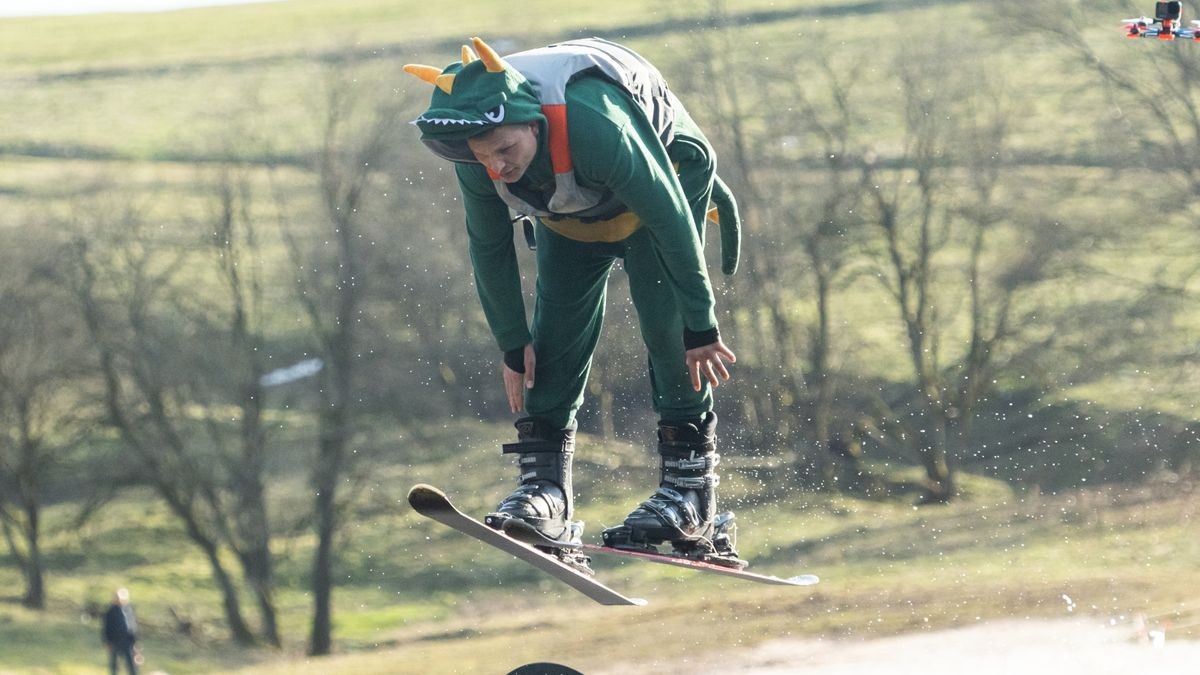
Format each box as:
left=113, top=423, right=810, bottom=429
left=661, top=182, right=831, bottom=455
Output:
left=404, top=38, right=544, bottom=162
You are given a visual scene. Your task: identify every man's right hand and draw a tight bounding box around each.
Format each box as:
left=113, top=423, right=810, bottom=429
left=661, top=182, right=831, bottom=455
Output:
left=503, top=344, right=536, bottom=413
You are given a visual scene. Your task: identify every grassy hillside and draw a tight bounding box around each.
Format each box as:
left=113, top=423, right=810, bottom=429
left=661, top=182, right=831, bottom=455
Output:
left=0, top=422, right=1196, bottom=672
left=0, top=0, right=1109, bottom=163
left=1, top=0, right=1198, bottom=672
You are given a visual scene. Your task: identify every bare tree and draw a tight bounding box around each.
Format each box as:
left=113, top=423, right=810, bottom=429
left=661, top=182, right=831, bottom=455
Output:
left=65, top=210, right=256, bottom=644
left=857, top=38, right=1080, bottom=501
left=192, top=165, right=281, bottom=646
left=0, top=234, right=91, bottom=609
left=60, top=185, right=283, bottom=644
left=858, top=42, right=959, bottom=500
left=756, top=52, right=871, bottom=487
left=677, top=11, right=867, bottom=488
left=975, top=3, right=1200, bottom=482
left=275, top=61, right=403, bottom=656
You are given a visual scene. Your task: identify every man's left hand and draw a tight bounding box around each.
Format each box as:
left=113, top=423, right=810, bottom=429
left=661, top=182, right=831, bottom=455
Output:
left=685, top=339, right=736, bottom=392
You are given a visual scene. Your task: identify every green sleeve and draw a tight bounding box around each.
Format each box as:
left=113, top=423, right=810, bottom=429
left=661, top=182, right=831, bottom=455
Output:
left=455, top=162, right=532, bottom=352
left=568, top=84, right=718, bottom=333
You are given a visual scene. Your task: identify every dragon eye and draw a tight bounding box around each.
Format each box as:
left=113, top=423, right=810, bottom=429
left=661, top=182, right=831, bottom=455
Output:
left=483, top=104, right=505, bottom=123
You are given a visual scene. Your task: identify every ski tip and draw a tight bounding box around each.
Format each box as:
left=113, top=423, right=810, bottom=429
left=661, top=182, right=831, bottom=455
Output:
left=407, top=483, right=448, bottom=510
left=785, top=574, right=820, bottom=586
left=408, top=483, right=440, bottom=496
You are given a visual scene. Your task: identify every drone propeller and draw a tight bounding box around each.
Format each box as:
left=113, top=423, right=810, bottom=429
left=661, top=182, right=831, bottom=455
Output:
left=1122, top=16, right=1153, bottom=23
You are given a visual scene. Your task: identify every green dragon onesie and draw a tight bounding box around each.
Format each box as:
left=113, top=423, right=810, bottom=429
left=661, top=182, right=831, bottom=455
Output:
left=405, top=37, right=741, bottom=430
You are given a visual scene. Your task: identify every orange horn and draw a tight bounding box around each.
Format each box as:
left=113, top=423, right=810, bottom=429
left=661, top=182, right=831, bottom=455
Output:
left=403, top=64, right=443, bottom=85
left=461, top=45, right=477, bottom=65
left=471, top=36, right=507, bottom=73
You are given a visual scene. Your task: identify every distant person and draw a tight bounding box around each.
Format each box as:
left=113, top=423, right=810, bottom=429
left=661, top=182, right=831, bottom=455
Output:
left=101, top=587, right=140, bottom=675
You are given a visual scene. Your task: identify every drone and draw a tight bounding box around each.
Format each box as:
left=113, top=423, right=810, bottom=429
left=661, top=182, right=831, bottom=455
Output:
left=1125, top=1, right=1200, bottom=39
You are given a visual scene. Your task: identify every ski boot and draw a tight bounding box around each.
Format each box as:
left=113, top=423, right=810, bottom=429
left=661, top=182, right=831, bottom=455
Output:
left=604, top=413, right=744, bottom=564
left=602, top=412, right=746, bottom=569
left=484, top=417, right=592, bottom=574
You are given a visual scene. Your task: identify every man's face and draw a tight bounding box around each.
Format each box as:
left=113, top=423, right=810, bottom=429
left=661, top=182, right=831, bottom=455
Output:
left=467, top=122, right=539, bottom=183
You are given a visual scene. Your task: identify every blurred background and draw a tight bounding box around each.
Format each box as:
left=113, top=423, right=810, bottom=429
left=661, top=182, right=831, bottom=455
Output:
left=0, top=0, right=1197, bottom=672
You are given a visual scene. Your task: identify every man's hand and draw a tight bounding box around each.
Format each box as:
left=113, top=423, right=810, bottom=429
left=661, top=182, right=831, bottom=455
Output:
left=503, top=343, right=536, bottom=412
left=685, top=338, right=736, bottom=392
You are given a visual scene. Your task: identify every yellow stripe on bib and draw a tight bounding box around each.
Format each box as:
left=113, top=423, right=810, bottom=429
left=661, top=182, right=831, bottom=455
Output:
left=543, top=211, right=642, bottom=243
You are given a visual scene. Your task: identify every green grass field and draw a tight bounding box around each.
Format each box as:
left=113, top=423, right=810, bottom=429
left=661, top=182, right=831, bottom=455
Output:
left=1, top=423, right=1196, bottom=673
left=2, top=0, right=1198, bottom=672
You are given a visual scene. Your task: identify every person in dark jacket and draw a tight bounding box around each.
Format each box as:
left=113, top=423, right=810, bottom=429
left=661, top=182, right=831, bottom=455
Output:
left=101, top=587, right=139, bottom=675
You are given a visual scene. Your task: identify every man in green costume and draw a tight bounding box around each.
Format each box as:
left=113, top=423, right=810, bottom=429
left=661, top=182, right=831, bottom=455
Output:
left=404, top=37, right=744, bottom=567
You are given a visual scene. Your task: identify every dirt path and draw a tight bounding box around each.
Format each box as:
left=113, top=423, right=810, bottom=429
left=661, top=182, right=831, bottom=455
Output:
left=677, top=618, right=1200, bottom=675
left=586, top=618, right=1199, bottom=675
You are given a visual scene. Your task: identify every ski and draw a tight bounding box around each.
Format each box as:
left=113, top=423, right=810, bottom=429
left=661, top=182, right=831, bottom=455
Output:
left=581, top=543, right=820, bottom=586
left=501, top=515, right=819, bottom=586
left=407, top=484, right=646, bottom=606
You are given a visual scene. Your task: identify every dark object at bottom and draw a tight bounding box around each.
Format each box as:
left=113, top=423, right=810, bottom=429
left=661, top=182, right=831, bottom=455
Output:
left=507, top=663, right=584, bottom=675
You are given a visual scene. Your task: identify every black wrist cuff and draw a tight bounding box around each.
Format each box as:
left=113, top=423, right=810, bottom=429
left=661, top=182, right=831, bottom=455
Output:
left=684, top=326, right=720, bottom=350
left=504, top=346, right=526, bottom=373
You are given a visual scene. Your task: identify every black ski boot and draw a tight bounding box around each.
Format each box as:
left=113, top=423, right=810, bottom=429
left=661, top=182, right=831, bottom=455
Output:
left=484, top=417, right=590, bottom=572
left=603, top=412, right=745, bottom=569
